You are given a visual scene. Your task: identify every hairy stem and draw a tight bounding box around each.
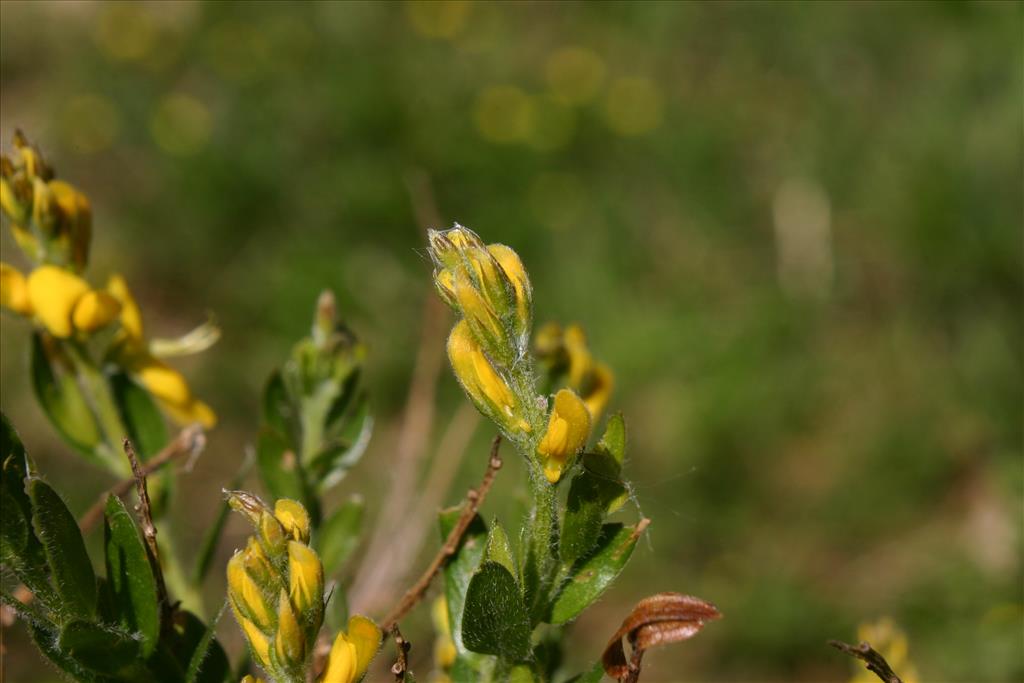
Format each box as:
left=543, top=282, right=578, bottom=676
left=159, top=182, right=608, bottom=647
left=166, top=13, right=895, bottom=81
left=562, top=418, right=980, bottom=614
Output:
left=523, top=462, right=558, bottom=624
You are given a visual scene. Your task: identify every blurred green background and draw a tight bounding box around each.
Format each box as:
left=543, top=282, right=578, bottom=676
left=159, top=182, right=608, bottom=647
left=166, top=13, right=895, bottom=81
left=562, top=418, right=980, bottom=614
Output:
left=1, top=1, right=1021, bottom=681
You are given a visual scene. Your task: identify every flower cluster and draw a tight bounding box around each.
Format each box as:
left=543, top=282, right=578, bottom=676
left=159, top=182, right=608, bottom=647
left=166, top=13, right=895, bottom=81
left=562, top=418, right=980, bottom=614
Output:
left=428, top=224, right=605, bottom=484
left=534, top=321, right=614, bottom=420
left=226, top=491, right=381, bottom=683
left=0, top=132, right=216, bottom=434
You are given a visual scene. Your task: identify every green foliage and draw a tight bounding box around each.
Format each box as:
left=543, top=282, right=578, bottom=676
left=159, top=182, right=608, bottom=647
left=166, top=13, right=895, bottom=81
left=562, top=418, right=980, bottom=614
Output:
left=462, top=561, right=532, bottom=662
left=29, top=478, right=97, bottom=620
left=316, top=494, right=365, bottom=577
left=549, top=523, right=642, bottom=626
left=29, top=332, right=103, bottom=462
left=109, top=372, right=168, bottom=461
left=103, top=495, right=159, bottom=656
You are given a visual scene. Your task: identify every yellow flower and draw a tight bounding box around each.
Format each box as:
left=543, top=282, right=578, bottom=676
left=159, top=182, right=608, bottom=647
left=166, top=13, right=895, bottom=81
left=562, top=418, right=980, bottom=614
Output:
left=850, top=618, right=919, bottom=683
left=71, top=290, right=122, bottom=333
left=106, top=274, right=144, bottom=344
left=537, top=388, right=591, bottom=483
left=447, top=320, right=529, bottom=435
left=582, top=362, right=614, bottom=419
left=533, top=322, right=614, bottom=422
left=25, top=265, right=120, bottom=338
left=431, top=596, right=456, bottom=670
left=274, top=589, right=304, bottom=667
left=48, top=180, right=91, bottom=271
left=227, top=551, right=273, bottom=630
left=487, top=243, right=532, bottom=334
left=287, top=541, right=323, bottom=613
left=319, top=616, right=381, bottom=683
left=240, top=616, right=271, bottom=668
left=274, top=499, right=311, bottom=544
left=0, top=263, right=32, bottom=316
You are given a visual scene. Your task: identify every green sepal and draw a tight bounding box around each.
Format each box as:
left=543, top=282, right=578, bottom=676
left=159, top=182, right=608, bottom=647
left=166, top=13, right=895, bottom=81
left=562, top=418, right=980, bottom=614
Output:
left=548, top=522, right=643, bottom=625
left=561, top=452, right=626, bottom=564
left=30, top=332, right=103, bottom=461
left=317, top=494, right=365, bottom=576
left=462, top=561, right=532, bottom=662
left=29, top=478, right=97, bottom=621
left=103, top=494, right=160, bottom=656
left=109, top=371, right=167, bottom=460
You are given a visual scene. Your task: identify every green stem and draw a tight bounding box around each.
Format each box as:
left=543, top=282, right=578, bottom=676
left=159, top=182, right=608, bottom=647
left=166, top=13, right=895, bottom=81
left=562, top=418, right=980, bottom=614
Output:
left=523, top=462, right=559, bottom=624
left=64, top=340, right=130, bottom=475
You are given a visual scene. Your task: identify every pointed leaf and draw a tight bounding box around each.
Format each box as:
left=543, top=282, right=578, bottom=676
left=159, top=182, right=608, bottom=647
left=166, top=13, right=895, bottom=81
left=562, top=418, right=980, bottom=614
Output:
left=549, top=521, right=647, bottom=625
left=185, top=601, right=229, bottom=683
left=29, top=622, right=112, bottom=683
left=316, top=494, right=365, bottom=576
left=462, top=561, right=532, bottom=661
left=30, top=332, right=103, bottom=460
left=439, top=505, right=487, bottom=655
left=595, top=413, right=626, bottom=465
left=256, top=427, right=309, bottom=505
left=484, top=520, right=517, bottom=578
left=310, top=397, right=373, bottom=491
left=164, top=610, right=230, bottom=683
left=29, top=478, right=97, bottom=620
left=262, top=369, right=299, bottom=446
left=110, top=372, right=168, bottom=460
left=104, top=495, right=160, bottom=655
left=561, top=452, right=627, bottom=564
left=59, top=620, right=141, bottom=675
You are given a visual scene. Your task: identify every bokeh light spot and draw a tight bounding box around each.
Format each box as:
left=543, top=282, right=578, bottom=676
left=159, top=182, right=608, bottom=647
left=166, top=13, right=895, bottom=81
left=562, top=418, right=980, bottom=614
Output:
left=526, top=96, right=576, bottom=152
left=60, top=94, right=120, bottom=155
left=94, top=3, right=158, bottom=63
left=528, top=172, right=586, bottom=231
left=405, top=0, right=472, bottom=40
left=545, top=47, right=606, bottom=105
left=150, top=94, right=212, bottom=157
left=605, top=77, right=664, bottom=136
left=474, top=85, right=535, bottom=144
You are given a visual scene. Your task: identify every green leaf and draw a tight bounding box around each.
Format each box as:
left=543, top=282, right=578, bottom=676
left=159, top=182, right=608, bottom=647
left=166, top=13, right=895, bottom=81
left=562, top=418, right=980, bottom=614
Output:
left=462, top=561, right=532, bottom=661
left=29, top=622, right=113, bottom=683
left=59, top=620, right=141, bottom=675
left=109, top=372, right=168, bottom=460
left=262, top=370, right=299, bottom=446
left=185, top=601, right=229, bottom=683
left=30, top=332, right=103, bottom=461
left=103, top=495, right=160, bottom=655
left=309, top=396, right=373, bottom=491
left=163, top=610, right=230, bottom=683
left=439, top=506, right=487, bottom=655
left=29, top=478, right=97, bottom=620
left=316, top=495, right=365, bottom=576
left=561, top=452, right=627, bottom=564
left=256, top=427, right=308, bottom=504
left=549, top=522, right=644, bottom=625
left=484, top=520, right=517, bottom=578
left=595, top=413, right=626, bottom=465
left=564, top=661, right=606, bottom=683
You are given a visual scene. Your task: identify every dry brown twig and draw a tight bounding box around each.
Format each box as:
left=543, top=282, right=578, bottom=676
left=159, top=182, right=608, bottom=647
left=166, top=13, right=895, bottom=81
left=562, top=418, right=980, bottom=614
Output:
left=78, top=424, right=206, bottom=533
left=829, top=639, right=904, bottom=683
left=380, top=435, right=503, bottom=633
left=389, top=624, right=412, bottom=682
left=124, top=438, right=172, bottom=621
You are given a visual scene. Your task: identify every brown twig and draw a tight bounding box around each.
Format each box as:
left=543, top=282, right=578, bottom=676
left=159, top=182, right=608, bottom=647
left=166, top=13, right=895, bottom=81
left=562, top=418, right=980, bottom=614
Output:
left=389, top=624, right=412, bottom=682
left=124, top=438, right=171, bottom=620
left=380, top=436, right=503, bottom=633
left=78, top=424, right=206, bottom=533
left=829, top=640, right=904, bottom=683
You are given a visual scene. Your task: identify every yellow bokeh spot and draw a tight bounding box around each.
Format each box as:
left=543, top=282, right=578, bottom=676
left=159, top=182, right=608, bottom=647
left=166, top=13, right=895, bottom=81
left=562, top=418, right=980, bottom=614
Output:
left=474, top=86, right=535, bottom=144
left=545, top=47, right=606, bottom=105
left=405, top=0, right=472, bottom=40
left=605, top=77, right=664, bottom=136
left=60, top=95, right=120, bottom=155
left=150, top=94, right=212, bottom=157
left=94, top=3, right=158, bottom=63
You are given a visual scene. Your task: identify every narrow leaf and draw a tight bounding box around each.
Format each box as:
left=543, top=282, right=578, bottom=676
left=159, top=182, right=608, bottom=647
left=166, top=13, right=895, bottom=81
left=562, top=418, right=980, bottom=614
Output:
left=256, top=427, right=309, bottom=505
left=29, top=478, right=97, bottom=620
left=262, top=370, right=298, bottom=445
left=316, top=495, right=365, bottom=576
left=110, top=372, right=167, bottom=460
left=185, top=601, right=229, bottom=683
left=462, top=561, right=532, bottom=662
left=30, top=332, right=103, bottom=460
left=59, top=620, right=141, bottom=675
left=549, top=520, right=648, bottom=625
left=104, top=495, right=160, bottom=655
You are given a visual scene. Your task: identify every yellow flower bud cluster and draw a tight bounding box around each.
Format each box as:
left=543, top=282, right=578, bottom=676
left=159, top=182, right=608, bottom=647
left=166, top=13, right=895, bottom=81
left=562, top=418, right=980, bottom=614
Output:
left=1, top=131, right=91, bottom=271
left=534, top=322, right=614, bottom=421
left=1, top=264, right=121, bottom=337
left=226, top=491, right=381, bottom=683
left=430, top=225, right=540, bottom=442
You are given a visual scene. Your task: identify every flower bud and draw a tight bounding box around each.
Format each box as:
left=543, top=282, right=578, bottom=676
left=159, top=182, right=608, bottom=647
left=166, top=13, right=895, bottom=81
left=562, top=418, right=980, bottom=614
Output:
left=227, top=551, right=274, bottom=630
left=447, top=320, right=530, bottom=436
left=274, top=499, right=311, bottom=544
left=240, top=616, right=271, bottom=668
left=0, top=263, right=32, bottom=316
left=487, top=243, right=532, bottom=340
left=537, top=388, right=591, bottom=483
left=319, top=615, right=381, bottom=683
left=49, top=180, right=91, bottom=271
left=287, top=541, right=323, bottom=614
left=71, top=290, right=121, bottom=333
left=274, top=589, right=305, bottom=668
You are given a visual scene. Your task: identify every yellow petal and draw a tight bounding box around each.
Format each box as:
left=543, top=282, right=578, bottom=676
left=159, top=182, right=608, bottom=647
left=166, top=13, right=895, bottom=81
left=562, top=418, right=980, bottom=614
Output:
left=453, top=268, right=503, bottom=341
left=274, top=499, right=311, bottom=544
left=50, top=180, right=91, bottom=270
left=134, top=355, right=191, bottom=405
left=346, top=615, right=382, bottom=680
left=563, top=324, right=592, bottom=389
left=287, top=541, right=323, bottom=613
left=106, top=273, right=144, bottom=343
left=320, top=631, right=357, bottom=683
left=447, top=320, right=515, bottom=414
left=487, top=243, right=531, bottom=327
left=275, top=590, right=305, bottom=666
left=538, top=388, right=591, bottom=483
left=0, top=263, right=32, bottom=316
left=71, top=290, right=122, bottom=332
left=160, top=397, right=217, bottom=429
left=27, top=265, right=89, bottom=338
left=227, top=552, right=272, bottom=629
left=582, top=363, right=614, bottom=420
left=240, top=616, right=271, bottom=667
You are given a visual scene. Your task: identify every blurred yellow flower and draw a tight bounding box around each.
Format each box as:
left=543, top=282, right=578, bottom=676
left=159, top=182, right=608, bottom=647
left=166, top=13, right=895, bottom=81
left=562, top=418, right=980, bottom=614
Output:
left=287, top=541, right=323, bottom=613
left=0, top=263, right=32, bottom=316
left=150, top=93, right=212, bottom=157
left=474, top=85, right=535, bottom=144
left=605, top=76, right=664, bottom=136
left=538, top=388, right=591, bottom=483
left=12, top=265, right=121, bottom=338
left=545, top=47, right=606, bottom=105
left=320, top=615, right=382, bottom=683
left=405, top=0, right=472, bottom=40
left=274, top=499, right=311, bottom=544
left=850, top=617, right=919, bottom=683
